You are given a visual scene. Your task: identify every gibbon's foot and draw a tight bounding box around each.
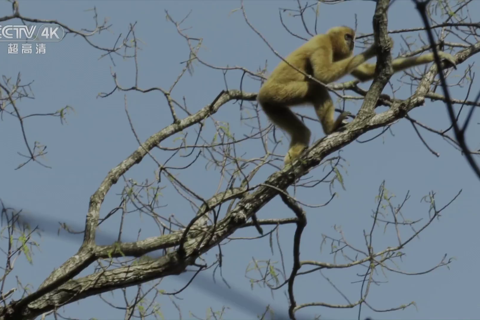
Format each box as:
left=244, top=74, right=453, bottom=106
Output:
left=336, top=111, right=351, bottom=132
left=439, top=52, right=457, bottom=70
left=337, top=121, right=349, bottom=132
left=284, top=144, right=308, bottom=165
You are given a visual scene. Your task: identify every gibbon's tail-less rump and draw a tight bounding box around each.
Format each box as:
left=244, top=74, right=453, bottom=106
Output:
left=258, top=26, right=457, bottom=166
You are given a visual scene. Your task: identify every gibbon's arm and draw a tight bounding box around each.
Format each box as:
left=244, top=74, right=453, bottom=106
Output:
left=351, top=51, right=457, bottom=82
left=310, top=45, right=377, bottom=84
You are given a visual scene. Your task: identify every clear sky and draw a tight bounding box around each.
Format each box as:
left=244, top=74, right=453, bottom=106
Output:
left=1, top=0, right=479, bottom=319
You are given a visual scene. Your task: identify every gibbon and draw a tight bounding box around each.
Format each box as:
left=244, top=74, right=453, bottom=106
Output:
left=257, top=26, right=457, bottom=165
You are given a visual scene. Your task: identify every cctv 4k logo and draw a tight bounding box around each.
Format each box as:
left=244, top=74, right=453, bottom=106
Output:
left=0, top=24, right=64, bottom=42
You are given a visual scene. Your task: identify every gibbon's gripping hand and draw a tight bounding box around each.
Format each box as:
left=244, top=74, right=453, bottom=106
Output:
left=336, top=111, right=352, bottom=132
left=370, top=36, right=394, bottom=55
left=387, top=36, right=395, bottom=50
left=362, top=36, right=392, bottom=60
left=438, top=51, right=457, bottom=69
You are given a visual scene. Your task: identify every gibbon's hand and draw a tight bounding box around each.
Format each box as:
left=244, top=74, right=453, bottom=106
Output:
left=438, top=51, right=457, bottom=69
left=370, top=36, right=394, bottom=54
left=336, top=111, right=352, bottom=132
left=387, top=36, right=395, bottom=51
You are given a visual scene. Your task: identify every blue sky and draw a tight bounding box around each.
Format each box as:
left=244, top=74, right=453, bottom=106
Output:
left=1, top=0, right=479, bottom=319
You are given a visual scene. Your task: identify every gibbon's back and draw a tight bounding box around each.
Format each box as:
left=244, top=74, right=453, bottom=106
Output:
left=263, top=34, right=331, bottom=85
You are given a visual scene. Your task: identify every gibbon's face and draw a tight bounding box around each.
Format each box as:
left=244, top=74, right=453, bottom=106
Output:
left=328, top=26, right=356, bottom=59
left=343, top=31, right=355, bottom=52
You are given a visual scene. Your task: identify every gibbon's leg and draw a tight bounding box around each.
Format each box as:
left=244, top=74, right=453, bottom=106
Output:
left=259, top=81, right=312, bottom=165
left=392, top=51, right=457, bottom=71
left=351, top=51, right=457, bottom=82
left=262, top=102, right=311, bottom=165
left=313, top=87, right=351, bottom=134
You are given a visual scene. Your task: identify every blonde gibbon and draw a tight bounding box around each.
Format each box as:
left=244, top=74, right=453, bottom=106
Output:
left=257, top=26, right=457, bottom=165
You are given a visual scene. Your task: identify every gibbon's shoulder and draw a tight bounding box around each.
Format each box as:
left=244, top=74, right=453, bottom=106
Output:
left=301, top=34, right=333, bottom=54
left=308, top=34, right=332, bottom=45
left=266, top=34, right=333, bottom=82
left=287, top=34, right=331, bottom=58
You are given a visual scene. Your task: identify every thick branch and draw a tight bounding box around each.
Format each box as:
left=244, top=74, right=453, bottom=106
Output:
left=0, top=90, right=256, bottom=320
left=82, top=90, right=256, bottom=249
left=5, top=253, right=194, bottom=319
left=356, top=0, right=393, bottom=121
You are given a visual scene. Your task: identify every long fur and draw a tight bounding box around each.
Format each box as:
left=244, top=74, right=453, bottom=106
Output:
left=258, top=26, right=456, bottom=165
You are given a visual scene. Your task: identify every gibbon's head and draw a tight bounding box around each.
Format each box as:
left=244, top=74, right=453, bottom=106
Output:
left=327, top=26, right=355, bottom=59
